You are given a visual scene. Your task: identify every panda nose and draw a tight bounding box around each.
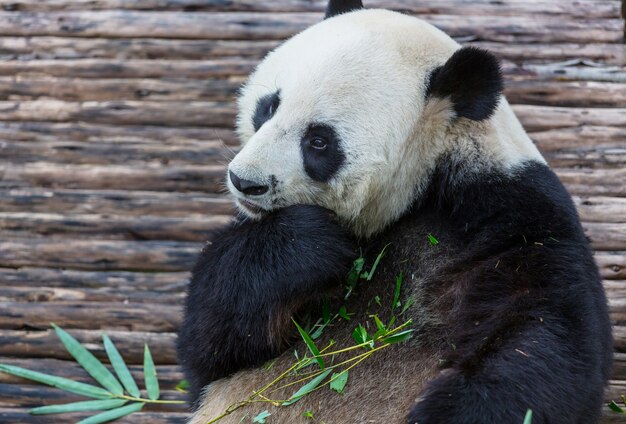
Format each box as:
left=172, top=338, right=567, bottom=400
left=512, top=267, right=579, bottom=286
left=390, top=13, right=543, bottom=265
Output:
left=229, top=171, right=269, bottom=196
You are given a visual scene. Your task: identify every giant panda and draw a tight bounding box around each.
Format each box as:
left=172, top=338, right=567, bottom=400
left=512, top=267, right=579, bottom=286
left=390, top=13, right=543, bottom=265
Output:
left=177, top=1, right=613, bottom=423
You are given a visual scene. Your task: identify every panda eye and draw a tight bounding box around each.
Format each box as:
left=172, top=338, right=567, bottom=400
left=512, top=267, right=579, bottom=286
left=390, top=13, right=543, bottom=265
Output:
left=309, top=137, right=327, bottom=150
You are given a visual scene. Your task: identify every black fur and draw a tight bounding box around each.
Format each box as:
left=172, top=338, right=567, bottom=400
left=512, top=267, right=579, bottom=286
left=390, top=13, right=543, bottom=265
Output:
left=301, top=123, right=345, bottom=182
left=325, top=0, right=363, bottom=19
left=427, top=47, right=503, bottom=121
left=176, top=205, right=355, bottom=406
left=252, top=90, right=280, bottom=132
left=399, top=160, right=612, bottom=423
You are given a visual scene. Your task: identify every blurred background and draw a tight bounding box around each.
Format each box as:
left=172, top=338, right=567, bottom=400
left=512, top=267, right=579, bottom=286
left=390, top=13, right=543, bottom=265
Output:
left=0, top=1, right=624, bottom=422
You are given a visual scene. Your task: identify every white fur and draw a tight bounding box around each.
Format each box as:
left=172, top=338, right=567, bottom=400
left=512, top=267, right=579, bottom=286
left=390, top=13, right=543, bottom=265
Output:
left=229, top=9, right=544, bottom=237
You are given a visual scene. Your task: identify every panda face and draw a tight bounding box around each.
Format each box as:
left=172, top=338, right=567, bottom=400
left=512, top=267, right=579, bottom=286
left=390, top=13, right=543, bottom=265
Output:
left=227, top=9, right=543, bottom=237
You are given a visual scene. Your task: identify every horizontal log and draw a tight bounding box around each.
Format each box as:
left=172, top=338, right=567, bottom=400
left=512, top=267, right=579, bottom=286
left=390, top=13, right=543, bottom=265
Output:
left=470, top=42, right=626, bottom=66
left=555, top=168, right=626, bottom=197
left=0, top=76, right=245, bottom=102
left=512, top=105, right=626, bottom=132
left=0, top=12, right=620, bottom=44
left=505, top=80, right=626, bottom=108
left=0, top=238, right=201, bottom=271
left=0, top=162, right=226, bottom=192
left=0, top=212, right=232, bottom=241
left=0, top=121, right=238, bottom=144
left=574, top=197, right=626, bottom=223
left=524, top=63, right=626, bottom=84
left=0, top=329, right=177, bottom=364
left=0, top=100, right=236, bottom=127
left=1, top=37, right=622, bottom=65
left=0, top=384, right=186, bottom=411
left=545, top=150, right=626, bottom=169
left=0, top=189, right=233, bottom=216
left=0, top=301, right=182, bottom=331
left=597, top=253, right=626, bottom=280
left=0, top=36, right=279, bottom=60
left=0, top=357, right=183, bottom=387
left=583, top=223, right=626, bottom=251
left=0, top=59, right=256, bottom=78
left=530, top=126, right=626, bottom=152
left=0, top=285, right=184, bottom=304
left=0, top=408, right=187, bottom=424
left=0, top=267, right=189, bottom=289
left=0, top=0, right=619, bottom=19
left=0, top=140, right=237, bottom=166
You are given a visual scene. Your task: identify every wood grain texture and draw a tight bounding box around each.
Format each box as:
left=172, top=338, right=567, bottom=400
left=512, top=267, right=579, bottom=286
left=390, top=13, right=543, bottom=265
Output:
left=0, top=1, right=623, bottom=421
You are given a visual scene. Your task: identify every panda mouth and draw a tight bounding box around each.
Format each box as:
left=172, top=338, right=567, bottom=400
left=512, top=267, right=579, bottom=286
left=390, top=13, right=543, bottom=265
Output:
left=237, top=199, right=268, bottom=216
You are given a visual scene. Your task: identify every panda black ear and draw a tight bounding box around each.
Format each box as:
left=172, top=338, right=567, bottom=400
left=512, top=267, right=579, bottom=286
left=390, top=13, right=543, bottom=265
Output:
left=325, top=0, right=363, bottom=19
left=426, top=47, right=503, bottom=121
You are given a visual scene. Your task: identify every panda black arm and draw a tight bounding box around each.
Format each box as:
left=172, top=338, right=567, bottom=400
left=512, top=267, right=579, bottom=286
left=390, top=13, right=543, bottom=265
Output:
left=177, top=204, right=355, bottom=406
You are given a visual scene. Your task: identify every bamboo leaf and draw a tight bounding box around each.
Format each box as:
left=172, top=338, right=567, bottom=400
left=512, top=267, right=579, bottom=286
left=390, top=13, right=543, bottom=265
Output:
left=338, top=306, right=350, bottom=321
left=0, top=364, right=112, bottom=399
left=380, top=329, right=414, bottom=345
left=143, top=344, right=160, bottom=400
left=102, top=334, right=140, bottom=398
left=52, top=324, right=123, bottom=395
left=329, top=371, right=349, bottom=393
left=252, top=410, right=271, bottom=423
left=293, top=320, right=325, bottom=370
left=609, top=401, right=625, bottom=414
left=366, top=245, right=389, bottom=281
left=393, top=273, right=403, bottom=311
left=77, top=402, right=144, bottom=424
left=30, top=399, right=128, bottom=415
left=282, top=369, right=332, bottom=406
left=523, top=409, right=533, bottom=424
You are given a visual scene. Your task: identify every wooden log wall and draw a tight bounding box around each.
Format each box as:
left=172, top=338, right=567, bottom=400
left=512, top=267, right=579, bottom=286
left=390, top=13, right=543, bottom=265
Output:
left=0, top=1, right=624, bottom=422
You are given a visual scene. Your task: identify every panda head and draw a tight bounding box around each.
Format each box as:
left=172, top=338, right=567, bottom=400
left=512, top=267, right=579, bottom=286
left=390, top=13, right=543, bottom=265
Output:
left=227, top=0, right=543, bottom=238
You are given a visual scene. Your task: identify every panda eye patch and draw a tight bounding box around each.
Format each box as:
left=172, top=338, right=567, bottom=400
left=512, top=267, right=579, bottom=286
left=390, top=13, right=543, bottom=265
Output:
left=252, top=90, right=280, bottom=132
left=301, top=123, right=345, bottom=182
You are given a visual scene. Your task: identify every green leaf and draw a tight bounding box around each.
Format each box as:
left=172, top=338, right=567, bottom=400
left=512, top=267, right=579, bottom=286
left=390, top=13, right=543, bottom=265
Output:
left=252, top=410, right=272, bottom=423
left=175, top=379, right=190, bottom=392
left=372, top=315, right=385, bottom=332
left=0, top=364, right=112, bottom=399
left=393, top=273, right=403, bottom=311
left=351, top=325, right=373, bottom=349
left=427, top=233, right=439, bottom=246
left=366, top=244, right=389, bottom=281
left=77, top=402, right=144, bottom=424
left=609, top=401, right=626, bottom=413
left=400, top=296, right=415, bottom=315
left=338, top=306, right=350, bottom=321
left=374, top=295, right=382, bottom=307
left=282, top=369, right=332, bottom=406
left=102, top=334, right=140, bottom=398
left=143, top=344, right=160, bottom=400
left=329, top=371, right=349, bottom=393
left=293, top=320, right=325, bottom=370
left=30, top=399, right=127, bottom=415
left=380, top=329, right=414, bottom=345
left=303, top=410, right=314, bottom=419
left=52, top=324, right=123, bottom=395
left=523, top=409, right=533, bottom=424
